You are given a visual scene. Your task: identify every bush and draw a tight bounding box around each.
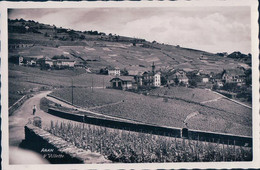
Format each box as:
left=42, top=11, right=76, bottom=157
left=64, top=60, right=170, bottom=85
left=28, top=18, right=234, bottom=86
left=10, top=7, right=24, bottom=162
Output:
left=188, top=79, right=197, bottom=87
left=52, top=55, right=69, bottom=60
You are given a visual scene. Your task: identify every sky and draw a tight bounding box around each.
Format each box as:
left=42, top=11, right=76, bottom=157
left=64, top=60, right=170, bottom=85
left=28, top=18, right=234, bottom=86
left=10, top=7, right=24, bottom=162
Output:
left=8, top=7, right=251, bottom=54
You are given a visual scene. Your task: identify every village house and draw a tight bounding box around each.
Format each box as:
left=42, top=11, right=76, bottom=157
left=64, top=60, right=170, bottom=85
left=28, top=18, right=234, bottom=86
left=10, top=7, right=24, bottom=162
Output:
left=128, top=70, right=141, bottom=76
left=140, top=62, right=161, bottom=87
left=27, top=58, right=37, bottom=66
left=110, top=76, right=134, bottom=90
left=109, top=63, right=161, bottom=90
left=56, top=59, right=75, bottom=68
left=201, top=75, right=209, bottom=83
left=221, top=69, right=245, bottom=84
left=134, top=75, right=143, bottom=86
left=108, top=67, right=121, bottom=76
left=8, top=43, right=34, bottom=50
left=18, top=56, right=23, bottom=65
left=171, top=70, right=189, bottom=85
left=153, top=72, right=161, bottom=87
left=19, top=57, right=38, bottom=66
left=142, top=72, right=155, bottom=86
left=44, top=58, right=75, bottom=68
left=45, top=59, right=54, bottom=67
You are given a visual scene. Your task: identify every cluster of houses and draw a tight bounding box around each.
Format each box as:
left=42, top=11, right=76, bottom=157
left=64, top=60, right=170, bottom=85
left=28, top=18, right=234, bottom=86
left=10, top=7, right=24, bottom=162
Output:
left=10, top=55, right=76, bottom=69
left=44, top=57, right=76, bottom=68
left=9, top=43, right=34, bottom=50
left=108, top=62, right=249, bottom=91
left=11, top=54, right=249, bottom=91
left=109, top=62, right=161, bottom=90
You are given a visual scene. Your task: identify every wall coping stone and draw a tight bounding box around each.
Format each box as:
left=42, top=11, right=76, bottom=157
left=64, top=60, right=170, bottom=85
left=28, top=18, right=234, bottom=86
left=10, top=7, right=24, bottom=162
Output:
left=25, top=124, right=111, bottom=164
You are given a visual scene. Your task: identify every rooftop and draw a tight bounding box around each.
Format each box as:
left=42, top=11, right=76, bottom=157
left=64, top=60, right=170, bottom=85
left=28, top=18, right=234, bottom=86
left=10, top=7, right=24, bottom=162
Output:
left=110, top=76, right=134, bottom=82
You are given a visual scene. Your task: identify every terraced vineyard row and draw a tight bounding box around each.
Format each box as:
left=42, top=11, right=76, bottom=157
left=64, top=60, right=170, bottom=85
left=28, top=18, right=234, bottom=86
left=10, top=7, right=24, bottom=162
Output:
left=47, top=121, right=252, bottom=163
left=51, top=87, right=252, bottom=136
left=91, top=96, right=194, bottom=128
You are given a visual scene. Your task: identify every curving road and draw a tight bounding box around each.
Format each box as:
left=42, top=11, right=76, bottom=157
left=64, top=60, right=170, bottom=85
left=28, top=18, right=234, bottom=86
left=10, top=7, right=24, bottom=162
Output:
left=9, top=91, right=85, bottom=147
left=9, top=91, right=91, bottom=164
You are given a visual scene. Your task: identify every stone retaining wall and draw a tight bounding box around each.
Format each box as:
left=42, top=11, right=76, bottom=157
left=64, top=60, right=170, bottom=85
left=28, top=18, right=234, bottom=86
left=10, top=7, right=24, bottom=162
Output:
left=24, top=124, right=111, bottom=164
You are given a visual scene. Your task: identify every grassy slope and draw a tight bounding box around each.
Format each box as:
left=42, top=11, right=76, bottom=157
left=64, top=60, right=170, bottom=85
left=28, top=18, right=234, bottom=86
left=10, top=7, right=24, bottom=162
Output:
left=9, top=26, right=246, bottom=74
left=149, top=87, right=220, bottom=103
left=8, top=64, right=111, bottom=106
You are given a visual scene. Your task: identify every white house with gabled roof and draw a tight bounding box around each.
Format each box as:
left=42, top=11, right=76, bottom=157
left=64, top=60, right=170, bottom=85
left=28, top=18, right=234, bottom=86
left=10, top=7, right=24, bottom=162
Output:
left=108, top=67, right=121, bottom=76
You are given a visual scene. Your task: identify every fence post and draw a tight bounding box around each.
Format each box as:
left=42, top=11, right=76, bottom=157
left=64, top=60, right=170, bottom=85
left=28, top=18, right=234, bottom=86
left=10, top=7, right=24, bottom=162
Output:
left=181, top=128, right=189, bottom=138
left=222, top=141, right=225, bottom=161
left=234, top=140, right=236, bottom=161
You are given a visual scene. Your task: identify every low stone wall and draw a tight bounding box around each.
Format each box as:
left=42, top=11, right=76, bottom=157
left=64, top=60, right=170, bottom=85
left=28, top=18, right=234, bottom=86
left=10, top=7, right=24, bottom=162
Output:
left=48, top=108, right=182, bottom=138
left=186, top=129, right=252, bottom=147
left=24, top=124, right=111, bottom=164
left=9, top=94, right=33, bottom=116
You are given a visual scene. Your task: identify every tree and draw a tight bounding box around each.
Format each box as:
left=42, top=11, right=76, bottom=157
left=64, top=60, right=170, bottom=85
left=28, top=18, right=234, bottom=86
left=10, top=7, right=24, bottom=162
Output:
left=160, top=76, right=168, bottom=86
left=222, top=83, right=239, bottom=92
left=179, top=81, right=186, bottom=86
left=212, top=84, right=218, bottom=90
left=174, top=77, right=179, bottom=85
left=80, top=35, right=85, bottom=40
left=100, top=68, right=108, bottom=75
left=19, top=18, right=25, bottom=22
left=44, top=32, right=48, bottom=37
left=245, top=68, right=252, bottom=86
left=189, top=79, right=197, bottom=87
left=121, top=68, right=129, bottom=76
left=52, top=55, right=69, bottom=60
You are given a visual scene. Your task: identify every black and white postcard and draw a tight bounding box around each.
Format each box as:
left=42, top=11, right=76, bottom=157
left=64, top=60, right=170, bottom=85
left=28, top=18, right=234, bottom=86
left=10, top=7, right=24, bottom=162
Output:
left=1, top=0, right=259, bottom=169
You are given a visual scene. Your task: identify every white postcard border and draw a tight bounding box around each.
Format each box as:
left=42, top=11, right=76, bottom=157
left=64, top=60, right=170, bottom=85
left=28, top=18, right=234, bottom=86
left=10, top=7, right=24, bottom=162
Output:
left=1, top=0, right=259, bottom=169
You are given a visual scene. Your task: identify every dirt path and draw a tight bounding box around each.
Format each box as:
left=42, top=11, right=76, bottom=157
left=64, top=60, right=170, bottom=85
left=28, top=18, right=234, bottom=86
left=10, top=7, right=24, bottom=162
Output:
left=200, top=97, right=222, bottom=104
left=208, top=89, right=252, bottom=109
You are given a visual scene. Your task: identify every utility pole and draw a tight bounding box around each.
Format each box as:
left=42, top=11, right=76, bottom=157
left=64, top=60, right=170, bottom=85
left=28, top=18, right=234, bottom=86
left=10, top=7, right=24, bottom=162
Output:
left=103, top=76, right=105, bottom=89
left=71, top=78, right=74, bottom=105
left=91, top=76, right=94, bottom=93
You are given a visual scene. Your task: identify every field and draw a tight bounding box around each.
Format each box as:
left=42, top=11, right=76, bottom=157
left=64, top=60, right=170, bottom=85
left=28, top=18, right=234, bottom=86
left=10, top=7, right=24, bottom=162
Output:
left=51, top=87, right=252, bottom=136
left=149, top=87, right=221, bottom=103
left=8, top=64, right=112, bottom=106
left=9, top=40, right=244, bottom=74
left=46, top=121, right=252, bottom=163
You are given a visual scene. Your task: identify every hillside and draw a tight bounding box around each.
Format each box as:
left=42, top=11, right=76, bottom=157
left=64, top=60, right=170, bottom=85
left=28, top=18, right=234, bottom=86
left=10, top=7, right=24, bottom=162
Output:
left=8, top=19, right=251, bottom=74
